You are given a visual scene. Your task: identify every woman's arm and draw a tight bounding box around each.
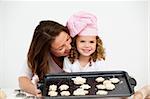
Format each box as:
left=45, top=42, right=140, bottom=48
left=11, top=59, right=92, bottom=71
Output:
left=18, top=76, right=41, bottom=96
left=133, top=85, right=150, bottom=99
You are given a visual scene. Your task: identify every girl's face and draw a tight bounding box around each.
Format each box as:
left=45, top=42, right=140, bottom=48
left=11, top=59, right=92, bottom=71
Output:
left=50, top=31, right=72, bottom=57
left=76, top=36, right=96, bottom=57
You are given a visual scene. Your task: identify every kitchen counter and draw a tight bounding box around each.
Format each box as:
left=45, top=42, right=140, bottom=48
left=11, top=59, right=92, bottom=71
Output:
left=0, top=88, right=134, bottom=99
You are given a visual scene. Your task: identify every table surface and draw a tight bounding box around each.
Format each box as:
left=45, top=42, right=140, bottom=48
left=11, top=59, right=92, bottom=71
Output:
left=1, top=88, right=133, bottom=99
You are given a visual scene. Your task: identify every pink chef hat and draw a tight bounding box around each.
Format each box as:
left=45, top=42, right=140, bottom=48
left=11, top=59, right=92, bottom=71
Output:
left=67, top=11, right=98, bottom=37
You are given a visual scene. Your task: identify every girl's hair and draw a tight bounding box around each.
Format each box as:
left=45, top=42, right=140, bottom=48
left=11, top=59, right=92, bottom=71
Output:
left=27, top=20, right=69, bottom=80
left=68, top=36, right=105, bottom=64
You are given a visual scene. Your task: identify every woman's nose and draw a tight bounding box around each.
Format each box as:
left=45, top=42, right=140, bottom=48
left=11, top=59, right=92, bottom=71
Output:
left=66, top=43, right=71, bottom=50
left=65, top=41, right=72, bottom=50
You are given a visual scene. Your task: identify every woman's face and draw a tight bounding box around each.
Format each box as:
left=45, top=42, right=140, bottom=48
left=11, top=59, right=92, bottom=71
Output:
left=76, top=36, right=96, bottom=57
left=50, top=31, right=72, bottom=57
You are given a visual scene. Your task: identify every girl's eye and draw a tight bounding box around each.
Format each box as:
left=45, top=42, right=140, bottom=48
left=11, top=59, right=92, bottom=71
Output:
left=80, top=40, right=85, bottom=43
left=90, top=41, right=95, bottom=43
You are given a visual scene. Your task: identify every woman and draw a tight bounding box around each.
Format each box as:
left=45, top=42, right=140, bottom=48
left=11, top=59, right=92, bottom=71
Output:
left=18, top=20, right=72, bottom=96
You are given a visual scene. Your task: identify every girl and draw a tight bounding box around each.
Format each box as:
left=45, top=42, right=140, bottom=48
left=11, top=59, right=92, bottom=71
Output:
left=63, top=11, right=105, bottom=72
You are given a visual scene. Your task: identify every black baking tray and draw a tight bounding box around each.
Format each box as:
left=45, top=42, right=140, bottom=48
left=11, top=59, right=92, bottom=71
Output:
left=42, top=71, right=136, bottom=98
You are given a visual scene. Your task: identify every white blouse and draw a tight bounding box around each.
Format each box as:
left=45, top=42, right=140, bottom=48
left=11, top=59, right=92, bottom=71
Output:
left=63, top=57, right=107, bottom=73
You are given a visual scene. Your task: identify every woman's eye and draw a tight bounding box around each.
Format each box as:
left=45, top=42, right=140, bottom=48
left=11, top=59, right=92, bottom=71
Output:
left=58, top=47, right=63, bottom=51
left=67, top=38, right=70, bottom=41
left=67, top=37, right=71, bottom=41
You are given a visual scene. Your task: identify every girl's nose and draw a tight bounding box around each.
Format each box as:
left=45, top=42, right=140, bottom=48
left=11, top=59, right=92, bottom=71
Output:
left=85, top=42, right=90, bottom=47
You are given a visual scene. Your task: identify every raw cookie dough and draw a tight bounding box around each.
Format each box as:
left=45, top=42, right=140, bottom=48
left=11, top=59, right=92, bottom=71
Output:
left=103, top=80, right=112, bottom=85
left=48, top=91, right=58, bottom=96
left=110, top=78, right=120, bottom=84
left=72, top=76, right=86, bottom=85
left=73, top=88, right=88, bottom=96
left=96, top=84, right=106, bottom=89
left=95, top=77, right=105, bottom=82
left=49, top=84, right=57, bottom=91
left=59, top=84, right=69, bottom=91
left=60, top=91, right=70, bottom=96
left=105, top=83, right=115, bottom=90
left=96, top=90, right=108, bottom=95
left=80, top=84, right=91, bottom=89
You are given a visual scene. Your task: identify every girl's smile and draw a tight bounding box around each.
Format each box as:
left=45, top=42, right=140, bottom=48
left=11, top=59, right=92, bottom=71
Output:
left=76, top=36, right=96, bottom=57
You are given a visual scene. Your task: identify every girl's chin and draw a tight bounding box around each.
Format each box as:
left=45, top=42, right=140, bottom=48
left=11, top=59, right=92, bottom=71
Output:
left=81, top=53, right=92, bottom=57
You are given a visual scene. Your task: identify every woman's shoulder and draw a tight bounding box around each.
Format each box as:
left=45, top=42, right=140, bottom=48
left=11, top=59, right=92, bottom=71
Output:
left=18, top=59, right=33, bottom=79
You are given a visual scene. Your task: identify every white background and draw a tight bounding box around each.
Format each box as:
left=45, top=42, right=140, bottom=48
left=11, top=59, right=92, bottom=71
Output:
left=0, top=0, right=149, bottom=91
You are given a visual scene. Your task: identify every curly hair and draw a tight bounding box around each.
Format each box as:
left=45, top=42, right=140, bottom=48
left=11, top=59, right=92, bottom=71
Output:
left=68, top=36, right=105, bottom=65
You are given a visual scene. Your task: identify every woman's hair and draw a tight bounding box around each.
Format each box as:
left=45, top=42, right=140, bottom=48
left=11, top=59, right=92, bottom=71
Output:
left=68, top=36, right=105, bottom=64
left=27, top=20, right=69, bottom=80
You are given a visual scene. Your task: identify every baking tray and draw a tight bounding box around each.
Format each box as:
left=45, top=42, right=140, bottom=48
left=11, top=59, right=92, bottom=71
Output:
left=42, top=71, right=136, bottom=98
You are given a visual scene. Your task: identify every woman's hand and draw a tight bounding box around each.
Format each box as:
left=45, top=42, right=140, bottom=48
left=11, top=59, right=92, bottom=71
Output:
left=133, top=85, right=150, bottom=99
left=19, top=76, right=41, bottom=96
left=133, top=91, right=143, bottom=99
left=35, top=89, right=42, bottom=97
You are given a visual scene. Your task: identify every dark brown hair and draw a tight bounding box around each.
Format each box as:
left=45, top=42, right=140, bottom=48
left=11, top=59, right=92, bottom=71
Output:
left=68, top=36, right=105, bottom=64
left=27, top=20, right=69, bottom=80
